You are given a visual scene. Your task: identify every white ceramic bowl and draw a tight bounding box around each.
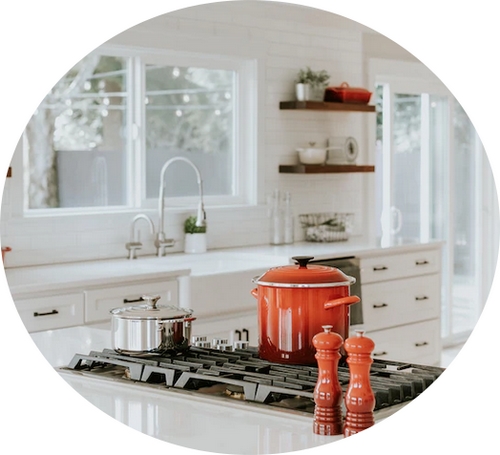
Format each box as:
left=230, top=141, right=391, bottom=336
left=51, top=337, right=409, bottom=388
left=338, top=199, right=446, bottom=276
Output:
left=297, top=147, right=327, bottom=165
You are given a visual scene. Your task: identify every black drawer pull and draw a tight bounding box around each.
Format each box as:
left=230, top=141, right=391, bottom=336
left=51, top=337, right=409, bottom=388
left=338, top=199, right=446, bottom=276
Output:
left=373, top=303, right=388, bottom=309
left=373, top=351, right=388, bottom=357
left=34, top=309, right=59, bottom=317
left=415, top=341, right=429, bottom=347
left=373, top=266, right=388, bottom=271
left=415, top=260, right=429, bottom=265
left=242, top=328, right=249, bottom=341
left=415, top=296, right=429, bottom=301
left=123, top=297, right=144, bottom=304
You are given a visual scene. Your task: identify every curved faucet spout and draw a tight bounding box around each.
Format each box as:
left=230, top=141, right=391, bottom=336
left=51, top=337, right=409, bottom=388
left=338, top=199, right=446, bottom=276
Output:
left=156, top=156, right=206, bottom=256
left=126, top=213, right=155, bottom=260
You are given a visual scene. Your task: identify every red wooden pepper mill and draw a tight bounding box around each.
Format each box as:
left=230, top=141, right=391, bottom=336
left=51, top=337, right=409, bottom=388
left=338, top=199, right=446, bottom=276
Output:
left=312, top=325, right=343, bottom=435
left=344, top=329, right=376, bottom=437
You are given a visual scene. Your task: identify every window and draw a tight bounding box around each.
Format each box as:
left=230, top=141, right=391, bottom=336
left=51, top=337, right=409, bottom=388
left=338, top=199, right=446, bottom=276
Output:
left=22, top=47, right=256, bottom=212
left=25, top=54, right=130, bottom=209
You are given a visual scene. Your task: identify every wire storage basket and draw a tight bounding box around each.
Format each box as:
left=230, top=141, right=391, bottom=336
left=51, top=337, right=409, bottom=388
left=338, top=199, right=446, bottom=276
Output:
left=299, top=212, right=354, bottom=242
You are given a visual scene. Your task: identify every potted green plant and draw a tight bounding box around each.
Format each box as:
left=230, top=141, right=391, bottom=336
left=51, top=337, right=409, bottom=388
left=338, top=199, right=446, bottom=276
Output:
left=184, top=215, right=207, bottom=254
left=295, top=67, right=330, bottom=101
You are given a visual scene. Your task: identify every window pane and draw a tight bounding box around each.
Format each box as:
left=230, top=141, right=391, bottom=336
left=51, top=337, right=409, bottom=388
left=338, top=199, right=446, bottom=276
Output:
left=392, top=93, right=422, bottom=240
left=144, top=64, right=235, bottom=199
left=452, top=101, right=480, bottom=335
left=25, top=54, right=129, bottom=209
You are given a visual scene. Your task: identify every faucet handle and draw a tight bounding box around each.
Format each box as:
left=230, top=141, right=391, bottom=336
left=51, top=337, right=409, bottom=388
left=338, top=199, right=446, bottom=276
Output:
left=126, top=241, right=142, bottom=260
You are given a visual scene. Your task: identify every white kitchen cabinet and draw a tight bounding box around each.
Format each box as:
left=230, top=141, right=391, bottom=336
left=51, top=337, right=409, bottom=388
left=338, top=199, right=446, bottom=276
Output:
left=16, top=292, right=85, bottom=332
left=360, top=246, right=442, bottom=365
left=85, top=280, right=178, bottom=324
left=14, top=278, right=179, bottom=332
left=368, top=319, right=441, bottom=365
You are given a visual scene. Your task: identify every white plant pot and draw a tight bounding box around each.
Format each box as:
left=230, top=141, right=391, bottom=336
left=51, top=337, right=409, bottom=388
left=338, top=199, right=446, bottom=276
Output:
left=184, top=233, right=207, bottom=254
left=310, top=85, right=326, bottom=101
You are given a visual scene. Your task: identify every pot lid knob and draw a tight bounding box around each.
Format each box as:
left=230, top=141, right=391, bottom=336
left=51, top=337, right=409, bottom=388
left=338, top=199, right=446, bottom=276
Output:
left=141, top=294, right=161, bottom=309
left=292, top=255, right=314, bottom=268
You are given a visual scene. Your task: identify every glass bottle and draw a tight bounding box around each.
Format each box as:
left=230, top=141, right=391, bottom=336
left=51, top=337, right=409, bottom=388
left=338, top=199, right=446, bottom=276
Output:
left=283, top=191, right=294, bottom=244
left=269, top=189, right=284, bottom=245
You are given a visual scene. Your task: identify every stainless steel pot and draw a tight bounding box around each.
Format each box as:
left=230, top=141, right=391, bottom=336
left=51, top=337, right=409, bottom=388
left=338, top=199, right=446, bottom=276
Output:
left=110, top=294, right=195, bottom=355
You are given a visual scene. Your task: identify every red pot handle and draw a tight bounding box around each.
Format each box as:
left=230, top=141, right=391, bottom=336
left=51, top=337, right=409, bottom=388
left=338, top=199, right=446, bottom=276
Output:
left=324, top=295, right=360, bottom=310
left=251, top=288, right=258, bottom=299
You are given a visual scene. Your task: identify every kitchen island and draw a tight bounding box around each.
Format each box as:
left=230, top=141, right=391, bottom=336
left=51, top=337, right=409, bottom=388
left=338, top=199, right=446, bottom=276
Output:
left=29, top=325, right=410, bottom=455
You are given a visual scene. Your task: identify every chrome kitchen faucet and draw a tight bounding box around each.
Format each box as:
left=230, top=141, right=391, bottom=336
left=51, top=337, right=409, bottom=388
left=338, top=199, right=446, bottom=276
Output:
left=155, top=156, right=206, bottom=257
left=126, top=213, right=155, bottom=259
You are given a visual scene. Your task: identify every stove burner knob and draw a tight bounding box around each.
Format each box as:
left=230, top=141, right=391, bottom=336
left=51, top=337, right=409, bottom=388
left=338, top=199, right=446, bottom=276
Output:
left=194, top=341, right=212, bottom=348
left=192, top=335, right=208, bottom=343
left=212, top=338, right=229, bottom=348
left=233, top=340, right=249, bottom=350
left=216, top=344, right=233, bottom=352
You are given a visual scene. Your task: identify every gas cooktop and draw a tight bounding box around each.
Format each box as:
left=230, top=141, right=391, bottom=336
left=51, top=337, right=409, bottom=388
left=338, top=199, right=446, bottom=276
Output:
left=61, top=345, right=445, bottom=416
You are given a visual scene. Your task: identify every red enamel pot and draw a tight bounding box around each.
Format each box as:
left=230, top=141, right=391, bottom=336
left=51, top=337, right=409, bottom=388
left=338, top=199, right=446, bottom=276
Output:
left=251, top=256, right=360, bottom=365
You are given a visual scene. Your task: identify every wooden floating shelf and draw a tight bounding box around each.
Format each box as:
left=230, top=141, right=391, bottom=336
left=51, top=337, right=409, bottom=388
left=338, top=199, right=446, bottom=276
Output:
left=279, top=100, right=376, bottom=112
left=279, top=164, right=375, bottom=174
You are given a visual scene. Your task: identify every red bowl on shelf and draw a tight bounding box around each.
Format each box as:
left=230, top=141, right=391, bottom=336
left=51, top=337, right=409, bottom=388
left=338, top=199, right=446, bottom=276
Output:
left=324, top=82, right=372, bottom=104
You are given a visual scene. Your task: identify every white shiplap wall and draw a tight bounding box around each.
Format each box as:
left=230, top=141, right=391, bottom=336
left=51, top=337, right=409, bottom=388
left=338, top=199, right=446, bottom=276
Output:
left=0, top=2, right=376, bottom=268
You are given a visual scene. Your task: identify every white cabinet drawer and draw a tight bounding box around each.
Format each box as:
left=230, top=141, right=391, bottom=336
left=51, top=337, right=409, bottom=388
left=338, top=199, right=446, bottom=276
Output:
left=362, top=274, right=441, bottom=331
left=366, top=319, right=441, bottom=365
left=84, top=280, right=178, bottom=323
left=361, top=249, right=441, bottom=284
left=16, top=293, right=85, bottom=333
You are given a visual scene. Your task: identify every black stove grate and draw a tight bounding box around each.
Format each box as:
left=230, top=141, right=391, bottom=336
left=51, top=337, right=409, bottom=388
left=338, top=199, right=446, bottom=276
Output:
left=64, top=346, right=445, bottom=413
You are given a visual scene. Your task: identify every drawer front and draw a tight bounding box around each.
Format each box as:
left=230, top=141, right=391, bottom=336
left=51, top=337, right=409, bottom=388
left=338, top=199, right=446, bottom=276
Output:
left=16, top=293, right=85, bottom=333
left=85, top=280, right=178, bottom=323
left=362, top=274, right=441, bottom=331
left=366, top=319, right=441, bottom=365
left=361, top=249, right=441, bottom=284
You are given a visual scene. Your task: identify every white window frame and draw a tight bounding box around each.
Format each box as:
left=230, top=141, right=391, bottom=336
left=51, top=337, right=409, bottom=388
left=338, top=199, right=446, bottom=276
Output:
left=14, top=44, right=258, bottom=219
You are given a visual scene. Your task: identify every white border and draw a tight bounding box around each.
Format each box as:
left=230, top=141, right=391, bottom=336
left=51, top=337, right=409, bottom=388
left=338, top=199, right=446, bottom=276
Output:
left=1, top=1, right=499, bottom=454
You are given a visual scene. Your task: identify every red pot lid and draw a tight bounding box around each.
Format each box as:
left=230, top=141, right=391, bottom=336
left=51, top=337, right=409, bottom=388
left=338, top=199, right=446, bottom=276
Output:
left=252, top=256, right=355, bottom=288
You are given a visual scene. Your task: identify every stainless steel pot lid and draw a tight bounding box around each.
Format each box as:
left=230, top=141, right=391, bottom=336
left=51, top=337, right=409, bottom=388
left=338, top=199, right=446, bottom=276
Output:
left=110, top=294, right=193, bottom=320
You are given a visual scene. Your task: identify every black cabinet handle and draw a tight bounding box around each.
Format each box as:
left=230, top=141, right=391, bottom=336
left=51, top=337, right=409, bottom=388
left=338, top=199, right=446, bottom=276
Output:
left=242, top=328, right=249, bottom=341
left=34, top=309, right=59, bottom=317
left=123, top=297, right=144, bottom=304
left=415, top=260, right=429, bottom=266
left=415, top=296, right=429, bottom=301
left=415, top=341, right=429, bottom=347
left=234, top=330, right=242, bottom=341
left=373, top=303, right=388, bottom=309
left=373, top=266, right=388, bottom=271
left=373, top=351, right=388, bottom=357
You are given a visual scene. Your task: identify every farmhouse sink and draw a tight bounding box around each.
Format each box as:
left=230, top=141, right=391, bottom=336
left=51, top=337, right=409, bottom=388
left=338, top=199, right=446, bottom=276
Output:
left=139, top=251, right=288, bottom=276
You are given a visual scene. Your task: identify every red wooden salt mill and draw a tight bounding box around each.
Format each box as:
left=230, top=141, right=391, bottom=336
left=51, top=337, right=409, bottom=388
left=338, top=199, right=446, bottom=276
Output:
left=344, top=329, right=376, bottom=437
left=312, top=325, right=343, bottom=435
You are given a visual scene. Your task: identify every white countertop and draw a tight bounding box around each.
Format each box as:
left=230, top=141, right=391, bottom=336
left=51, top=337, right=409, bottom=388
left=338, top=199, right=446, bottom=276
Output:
left=5, top=238, right=443, bottom=297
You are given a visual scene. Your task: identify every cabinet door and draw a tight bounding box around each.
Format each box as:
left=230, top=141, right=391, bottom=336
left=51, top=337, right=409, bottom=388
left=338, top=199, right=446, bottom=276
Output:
left=367, top=319, right=441, bottom=365
left=362, top=273, right=441, bottom=331
left=85, top=280, right=178, bottom=323
left=16, top=293, right=85, bottom=333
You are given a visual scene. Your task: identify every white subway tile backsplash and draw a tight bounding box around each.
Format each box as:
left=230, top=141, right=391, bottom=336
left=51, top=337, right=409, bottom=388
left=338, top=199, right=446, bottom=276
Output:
left=1, top=2, right=373, bottom=268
